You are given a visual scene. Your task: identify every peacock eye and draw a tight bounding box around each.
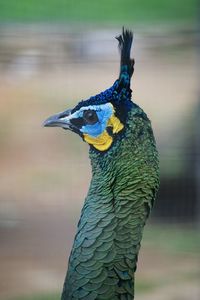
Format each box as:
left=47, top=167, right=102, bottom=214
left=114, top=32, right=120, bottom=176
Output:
left=83, top=110, right=98, bottom=125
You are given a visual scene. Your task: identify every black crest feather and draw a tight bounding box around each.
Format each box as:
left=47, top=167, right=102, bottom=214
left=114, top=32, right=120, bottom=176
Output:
left=116, top=27, right=134, bottom=84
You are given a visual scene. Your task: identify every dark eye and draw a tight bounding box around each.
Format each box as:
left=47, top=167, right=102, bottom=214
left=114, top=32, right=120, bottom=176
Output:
left=83, top=110, right=98, bottom=125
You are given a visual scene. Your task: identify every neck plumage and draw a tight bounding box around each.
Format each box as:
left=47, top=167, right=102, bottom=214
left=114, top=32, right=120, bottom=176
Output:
left=61, top=108, right=159, bottom=300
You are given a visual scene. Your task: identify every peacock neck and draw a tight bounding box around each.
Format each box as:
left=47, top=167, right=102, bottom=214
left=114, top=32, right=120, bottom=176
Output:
left=87, top=106, right=159, bottom=206
left=62, top=108, right=159, bottom=300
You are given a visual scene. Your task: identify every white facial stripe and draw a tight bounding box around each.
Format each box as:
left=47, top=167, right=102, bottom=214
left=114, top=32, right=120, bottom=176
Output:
left=78, top=103, right=114, bottom=113
left=60, top=103, right=114, bottom=121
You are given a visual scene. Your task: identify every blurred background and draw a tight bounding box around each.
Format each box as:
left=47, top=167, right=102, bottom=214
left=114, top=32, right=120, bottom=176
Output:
left=0, top=1, right=199, bottom=300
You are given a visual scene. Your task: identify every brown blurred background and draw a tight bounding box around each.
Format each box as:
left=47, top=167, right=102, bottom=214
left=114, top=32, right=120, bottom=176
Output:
left=0, top=1, right=199, bottom=300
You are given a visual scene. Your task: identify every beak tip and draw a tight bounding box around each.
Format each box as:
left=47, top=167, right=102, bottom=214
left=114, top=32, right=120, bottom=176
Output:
left=43, top=114, right=60, bottom=128
left=43, top=109, right=72, bottom=129
left=43, top=120, right=49, bottom=127
left=43, top=118, right=51, bottom=127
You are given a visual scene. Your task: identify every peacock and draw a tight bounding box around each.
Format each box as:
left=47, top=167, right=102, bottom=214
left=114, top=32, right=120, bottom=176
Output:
left=44, top=28, right=159, bottom=300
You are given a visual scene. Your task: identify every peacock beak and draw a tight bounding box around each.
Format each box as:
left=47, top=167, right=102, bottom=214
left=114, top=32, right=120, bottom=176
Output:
left=43, top=109, right=72, bottom=129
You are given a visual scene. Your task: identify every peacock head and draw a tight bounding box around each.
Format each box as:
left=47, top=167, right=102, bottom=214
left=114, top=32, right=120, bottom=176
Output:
left=43, top=28, right=134, bottom=152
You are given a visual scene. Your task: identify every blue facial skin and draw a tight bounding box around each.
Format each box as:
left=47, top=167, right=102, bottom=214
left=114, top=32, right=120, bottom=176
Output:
left=73, top=104, right=113, bottom=137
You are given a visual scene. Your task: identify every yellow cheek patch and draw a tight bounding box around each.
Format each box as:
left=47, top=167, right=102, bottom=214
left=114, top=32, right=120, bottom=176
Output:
left=84, top=130, right=113, bottom=151
left=83, top=114, right=123, bottom=151
left=107, top=115, right=124, bottom=133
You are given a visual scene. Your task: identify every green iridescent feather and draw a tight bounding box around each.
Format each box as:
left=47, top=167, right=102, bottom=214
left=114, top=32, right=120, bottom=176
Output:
left=44, top=28, right=159, bottom=300
left=61, top=107, right=159, bottom=299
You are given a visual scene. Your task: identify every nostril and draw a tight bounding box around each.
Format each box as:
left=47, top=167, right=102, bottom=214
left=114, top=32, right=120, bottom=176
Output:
left=58, top=109, right=71, bottom=119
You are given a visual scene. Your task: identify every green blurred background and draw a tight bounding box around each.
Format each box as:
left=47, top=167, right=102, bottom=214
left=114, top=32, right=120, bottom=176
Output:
left=0, top=1, right=199, bottom=300
left=0, top=0, right=196, bottom=23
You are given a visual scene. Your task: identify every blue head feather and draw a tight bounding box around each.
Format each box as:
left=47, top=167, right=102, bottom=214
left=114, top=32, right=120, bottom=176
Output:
left=72, top=103, right=113, bottom=137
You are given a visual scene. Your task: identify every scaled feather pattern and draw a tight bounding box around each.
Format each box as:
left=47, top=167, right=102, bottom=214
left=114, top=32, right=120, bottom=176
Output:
left=44, top=28, right=159, bottom=300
